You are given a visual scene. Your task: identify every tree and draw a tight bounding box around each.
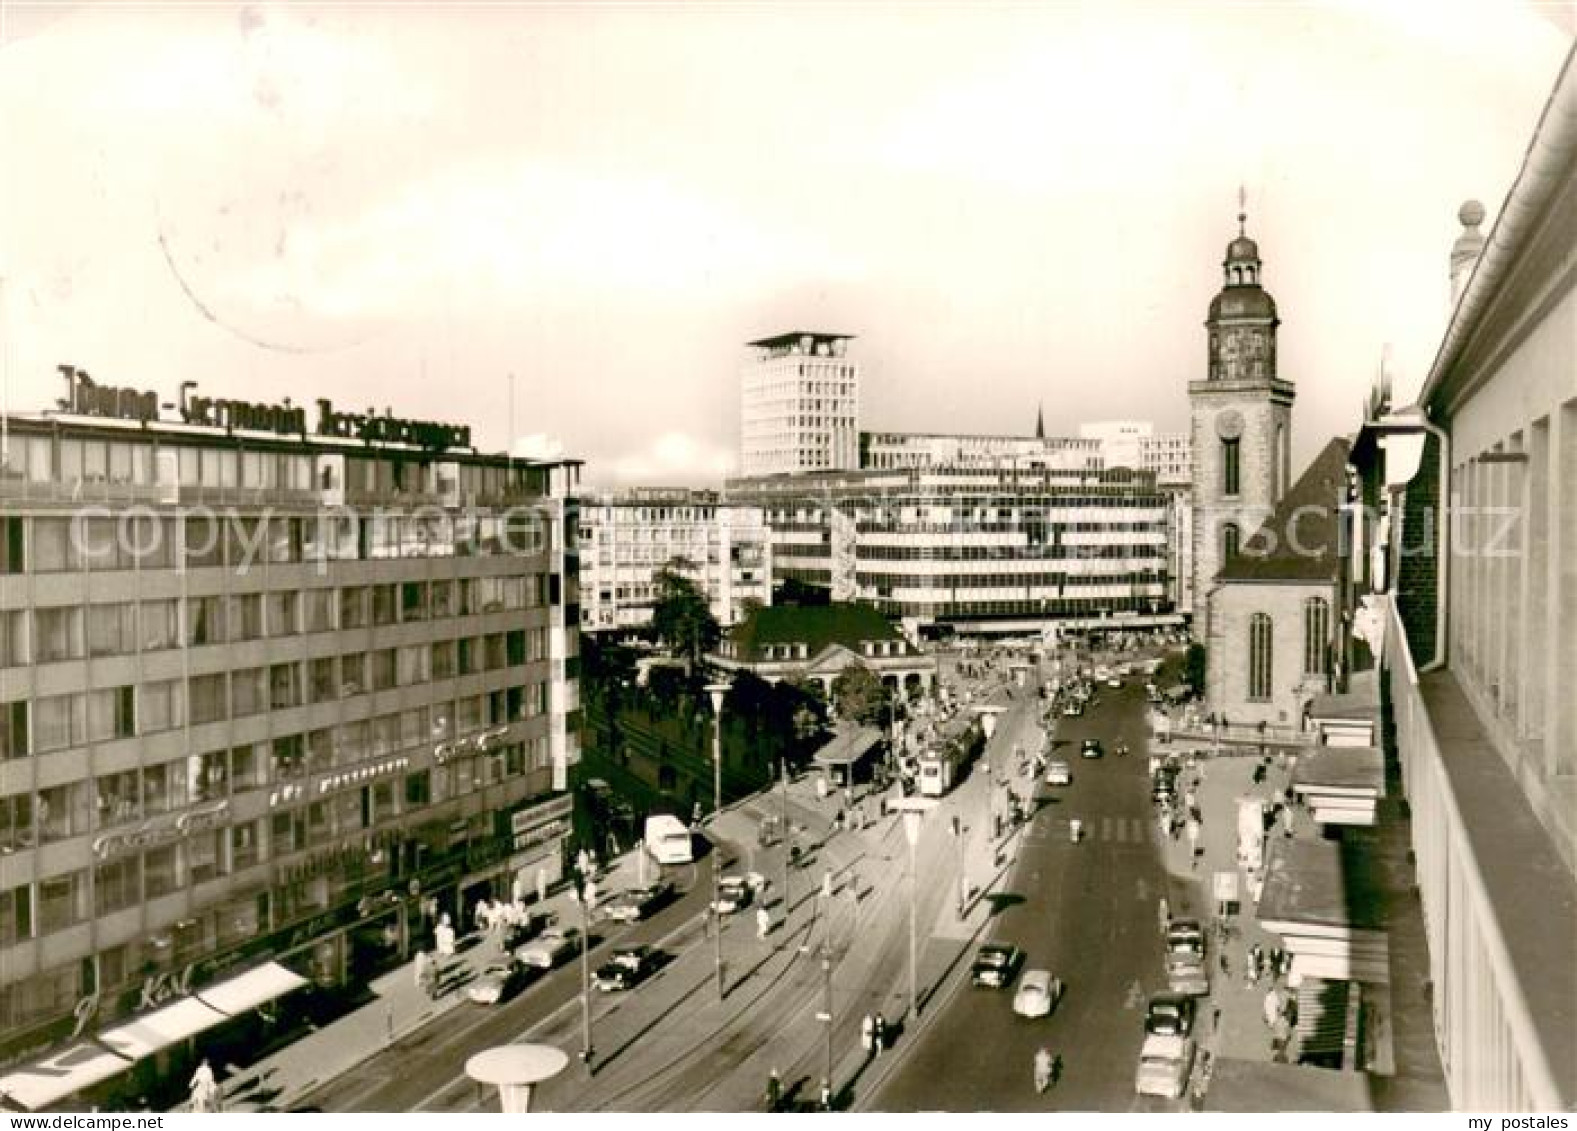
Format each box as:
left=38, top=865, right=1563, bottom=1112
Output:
left=649, top=558, right=720, bottom=677
left=1184, top=643, right=1207, bottom=694
left=831, top=662, right=891, bottom=727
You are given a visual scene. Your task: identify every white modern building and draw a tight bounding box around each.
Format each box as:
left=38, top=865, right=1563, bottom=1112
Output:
left=859, top=429, right=1102, bottom=471
left=578, top=489, right=772, bottom=633
left=738, top=332, right=860, bottom=477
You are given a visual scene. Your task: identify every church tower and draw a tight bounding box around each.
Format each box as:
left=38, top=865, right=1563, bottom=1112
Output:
left=1190, top=200, right=1295, bottom=634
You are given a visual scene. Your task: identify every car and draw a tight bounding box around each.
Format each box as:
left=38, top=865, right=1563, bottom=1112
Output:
left=516, top=926, right=584, bottom=969
left=1152, top=773, right=1178, bottom=804
left=593, top=944, right=661, bottom=991
left=1144, top=993, right=1197, bottom=1037
left=466, top=959, right=534, bottom=1005
left=1044, top=760, right=1072, bottom=787
left=1012, top=969, right=1064, bottom=1018
left=1165, top=951, right=1211, bottom=997
left=501, top=910, right=552, bottom=950
left=711, top=876, right=753, bottom=914
left=971, top=943, right=1025, bottom=989
left=1135, top=1033, right=1196, bottom=1099
left=606, top=881, right=677, bottom=924
left=1062, top=702, right=1083, bottom=717
left=1080, top=738, right=1104, bottom=759
left=1165, top=919, right=1205, bottom=957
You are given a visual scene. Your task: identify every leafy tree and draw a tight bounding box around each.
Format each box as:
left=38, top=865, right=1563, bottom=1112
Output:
left=1184, top=642, right=1207, bottom=693
left=649, top=558, right=720, bottom=677
left=831, top=662, right=891, bottom=727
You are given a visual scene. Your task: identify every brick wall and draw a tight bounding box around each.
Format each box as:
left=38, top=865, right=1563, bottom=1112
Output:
left=1394, top=432, right=1440, bottom=666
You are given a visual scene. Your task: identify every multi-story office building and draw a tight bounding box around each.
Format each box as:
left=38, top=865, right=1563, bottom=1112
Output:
left=578, top=488, right=771, bottom=632
left=0, top=376, right=581, bottom=1103
left=1140, top=432, right=1192, bottom=484
left=859, top=429, right=1103, bottom=472
left=738, top=331, right=860, bottom=477
left=727, top=464, right=1171, bottom=633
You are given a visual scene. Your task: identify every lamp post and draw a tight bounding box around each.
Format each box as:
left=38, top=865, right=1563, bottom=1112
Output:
left=780, top=757, right=791, bottom=917
left=888, top=796, right=937, bottom=1019
left=705, top=681, right=730, bottom=1001
left=978, top=705, right=1004, bottom=841
left=572, top=868, right=596, bottom=1071
left=820, top=946, right=835, bottom=1102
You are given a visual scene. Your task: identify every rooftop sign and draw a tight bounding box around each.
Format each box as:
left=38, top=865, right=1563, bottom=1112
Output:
left=56, top=364, right=472, bottom=451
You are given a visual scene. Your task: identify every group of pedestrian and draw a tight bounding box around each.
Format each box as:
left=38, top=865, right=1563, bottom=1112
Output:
left=859, top=1011, right=889, bottom=1058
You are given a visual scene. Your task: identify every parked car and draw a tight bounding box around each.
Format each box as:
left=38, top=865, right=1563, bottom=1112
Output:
left=1080, top=738, right=1104, bottom=759
left=1165, top=919, right=1205, bottom=957
left=1165, top=950, right=1211, bottom=997
left=1012, top=969, right=1064, bottom=1018
left=1144, top=993, right=1197, bottom=1037
left=971, top=943, right=1025, bottom=989
left=517, top=926, right=584, bottom=969
left=1044, top=759, right=1072, bottom=787
left=711, top=876, right=753, bottom=914
left=593, top=945, right=661, bottom=992
left=502, top=910, right=551, bottom=950
left=1152, top=769, right=1178, bottom=803
left=606, top=881, right=676, bottom=924
left=1135, top=1033, right=1196, bottom=1098
left=467, top=959, right=534, bottom=1005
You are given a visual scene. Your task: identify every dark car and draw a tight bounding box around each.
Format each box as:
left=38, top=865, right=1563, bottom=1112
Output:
left=971, top=943, right=1025, bottom=989
left=1145, top=993, right=1197, bottom=1037
left=1165, top=919, right=1205, bottom=958
left=606, top=881, right=677, bottom=924
left=593, top=944, right=661, bottom=992
left=1152, top=770, right=1178, bottom=804
left=1080, top=738, right=1104, bottom=759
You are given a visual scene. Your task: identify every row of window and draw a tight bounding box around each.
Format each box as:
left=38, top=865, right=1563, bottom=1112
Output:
left=1244, top=598, right=1331, bottom=702
left=844, top=542, right=1168, bottom=561
left=0, top=513, right=556, bottom=575
left=1, top=636, right=550, bottom=759
left=0, top=579, right=540, bottom=667
left=0, top=741, right=545, bottom=946
left=0, top=434, right=546, bottom=501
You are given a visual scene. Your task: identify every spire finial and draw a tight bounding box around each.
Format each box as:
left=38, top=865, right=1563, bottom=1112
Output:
left=1237, top=184, right=1247, bottom=236
left=1035, top=402, right=1045, bottom=441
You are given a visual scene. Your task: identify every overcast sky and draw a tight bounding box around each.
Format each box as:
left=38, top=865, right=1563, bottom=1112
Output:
left=1, top=2, right=1570, bottom=486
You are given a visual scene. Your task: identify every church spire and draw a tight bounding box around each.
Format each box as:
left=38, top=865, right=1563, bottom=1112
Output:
left=1035, top=402, right=1045, bottom=440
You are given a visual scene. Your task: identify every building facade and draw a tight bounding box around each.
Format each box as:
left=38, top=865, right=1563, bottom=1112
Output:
left=727, top=464, right=1172, bottom=633
left=1190, top=211, right=1296, bottom=635
left=860, top=429, right=1102, bottom=471
left=578, top=488, right=771, bottom=633
left=1203, top=438, right=1349, bottom=729
left=1351, top=46, right=1577, bottom=1110
left=0, top=382, right=581, bottom=1087
left=739, top=331, right=860, bottom=477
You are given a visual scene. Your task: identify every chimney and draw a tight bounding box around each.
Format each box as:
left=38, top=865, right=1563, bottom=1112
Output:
left=1449, top=200, right=1486, bottom=309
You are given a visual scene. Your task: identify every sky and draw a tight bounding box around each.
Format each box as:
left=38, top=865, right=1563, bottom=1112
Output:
left=1, top=1, right=1571, bottom=487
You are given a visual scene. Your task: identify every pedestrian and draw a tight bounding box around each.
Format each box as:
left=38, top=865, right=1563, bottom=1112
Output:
left=189, top=1059, right=221, bottom=1113
left=766, top=1068, right=782, bottom=1112
left=756, top=906, right=771, bottom=940
left=434, top=912, right=456, bottom=977
left=1158, top=896, right=1170, bottom=935
left=1282, top=804, right=1295, bottom=839
left=820, top=1078, right=833, bottom=1111
left=1219, top=948, right=1230, bottom=977
left=873, top=1012, right=887, bottom=1053
left=473, top=897, right=489, bottom=936
left=1263, top=986, right=1281, bottom=1029
left=414, top=949, right=433, bottom=998
left=860, top=1013, right=875, bottom=1058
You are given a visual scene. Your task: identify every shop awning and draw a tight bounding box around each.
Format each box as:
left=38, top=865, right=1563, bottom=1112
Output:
left=0, top=1042, right=133, bottom=1112
left=194, top=961, right=308, bottom=1016
left=97, top=996, right=227, bottom=1061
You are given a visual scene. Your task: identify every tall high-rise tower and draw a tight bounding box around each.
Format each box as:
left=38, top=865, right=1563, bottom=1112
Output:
left=739, top=331, right=859, bottom=476
left=1190, top=203, right=1296, bottom=632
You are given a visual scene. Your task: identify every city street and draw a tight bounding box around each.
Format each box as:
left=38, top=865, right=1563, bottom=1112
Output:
left=871, top=678, right=1179, bottom=1111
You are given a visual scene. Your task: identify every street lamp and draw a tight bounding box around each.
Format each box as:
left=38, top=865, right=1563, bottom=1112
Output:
left=705, top=681, right=731, bottom=1000
left=571, top=868, right=597, bottom=1071
left=780, top=757, right=791, bottom=920
left=888, top=796, right=937, bottom=1020
left=978, top=705, right=1005, bottom=840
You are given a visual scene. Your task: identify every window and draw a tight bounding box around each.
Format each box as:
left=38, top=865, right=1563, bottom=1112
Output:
left=37, top=872, right=86, bottom=934
left=188, top=596, right=226, bottom=646
left=0, top=609, right=28, bottom=667
left=371, top=649, right=397, bottom=691
left=193, top=750, right=229, bottom=802
left=87, top=604, right=135, bottom=658
left=140, top=599, right=179, bottom=651
left=339, top=586, right=366, bottom=629
left=32, top=694, right=81, bottom=754
left=431, top=640, right=455, bottom=680
left=229, top=594, right=263, bottom=641
left=35, top=607, right=83, bottom=663
left=302, top=589, right=335, bottom=633
left=85, top=686, right=136, bottom=742
left=0, top=885, right=31, bottom=946
left=1, top=793, right=35, bottom=853
left=96, top=771, right=140, bottom=826
left=139, top=679, right=184, bottom=733
left=266, top=591, right=298, bottom=637
left=1, top=516, right=24, bottom=574
left=189, top=674, right=229, bottom=725
left=309, top=658, right=339, bottom=703
left=1303, top=597, right=1330, bottom=677
left=1222, top=523, right=1240, bottom=565
left=397, top=644, right=429, bottom=686
left=144, top=846, right=180, bottom=897
left=1248, top=613, right=1273, bottom=701
left=401, top=581, right=427, bottom=622
left=141, top=762, right=185, bottom=814
left=231, top=668, right=265, bottom=717
left=183, top=515, right=223, bottom=569
left=371, top=584, right=397, bottom=626
left=230, top=821, right=261, bottom=871
left=95, top=858, right=141, bottom=916
left=231, top=744, right=262, bottom=789
left=78, top=517, right=122, bottom=571
left=1222, top=438, right=1240, bottom=497
left=269, top=663, right=300, bottom=709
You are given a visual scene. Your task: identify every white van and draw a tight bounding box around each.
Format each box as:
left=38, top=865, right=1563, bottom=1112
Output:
left=644, top=814, right=694, bottom=865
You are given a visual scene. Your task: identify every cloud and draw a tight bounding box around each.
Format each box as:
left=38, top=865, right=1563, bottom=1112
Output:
left=513, top=433, right=566, bottom=461
left=599, top=431, right=736, bottom=487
